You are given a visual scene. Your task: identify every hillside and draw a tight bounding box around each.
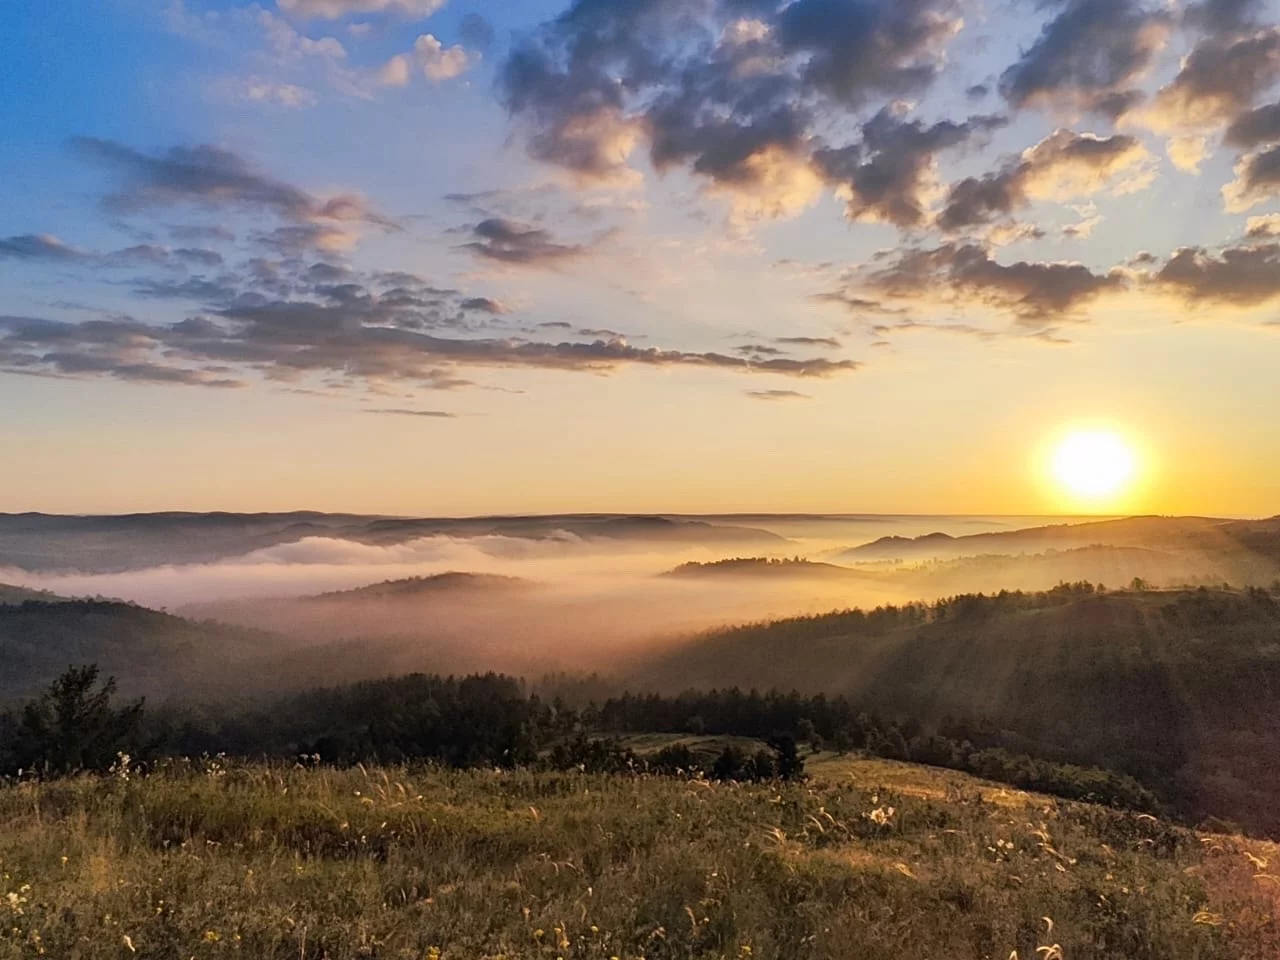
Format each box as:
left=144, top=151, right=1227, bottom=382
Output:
left=0, top=760, right=1274, bottom=959
left=0, top=600, right=296, bottom=701
left=311, top=571, right=532, bottom=599
left=839, top=516, right=1280, bottom=585
left=627, top=586, right=1280, bottom=836
left=663, top=557, right=870, bottom=580
left=0, top=582, right=64, bottom=605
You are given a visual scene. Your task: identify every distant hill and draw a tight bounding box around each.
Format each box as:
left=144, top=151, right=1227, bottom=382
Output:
left=0, top=583, right=65, bottom=605
left=838, top=516, right=1280, bottom=585
left=626, top=585, right=1280, bottom=836
left=0, top=512, right=788, bottom=573
left=0, top=599, right=296, bottom=701
left=311, top=572, right=531, bottom=600
left=663, top=557, right=868, bottom=580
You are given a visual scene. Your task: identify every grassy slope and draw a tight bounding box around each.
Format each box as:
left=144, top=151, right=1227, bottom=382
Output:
left=0, top=761, right=1275, bottom=960
left=628, top=589, right=1280, bottom=836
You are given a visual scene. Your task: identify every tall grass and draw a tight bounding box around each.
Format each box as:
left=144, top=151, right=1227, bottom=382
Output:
left=0, top=760, right=1275, bottom=959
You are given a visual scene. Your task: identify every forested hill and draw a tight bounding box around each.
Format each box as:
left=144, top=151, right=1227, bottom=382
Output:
left=0, top=600, right=291, bottom=700
left=626, top=585, right=1280, bottom=836
left=0, top=583, right=64, bottom=605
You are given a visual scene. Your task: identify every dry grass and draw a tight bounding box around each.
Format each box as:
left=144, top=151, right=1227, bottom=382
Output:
left=0, top=760, right=1276, bottom=959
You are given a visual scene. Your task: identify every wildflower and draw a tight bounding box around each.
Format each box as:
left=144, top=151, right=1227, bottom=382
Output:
left=203, top=930, right=222, bottom=942
left=867, top=805, right=895, bottom=826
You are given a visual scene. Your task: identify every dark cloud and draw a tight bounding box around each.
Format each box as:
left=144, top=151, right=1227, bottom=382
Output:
left=174, top=247, right=225, bottom=267
left=1225, top=102, right=1280, bottom=147
left=812, top=110, right=1006, bottom=227
left=1146, top=27, right=1280, bottom=131
left=775, top=336, right=841, bottom=348
left=966, top=83, right=990, bottom=101
left=866, top=242, right=1125, bottom=321
left=1150, top=242, right=1280, bottom=306
left=810, top=291, right=899, bottom=314
left=0, top=234, right=88, bottom=262
left=462, top=218, right=589, bottom=266
left=1183, top=0, right=1267, bottom=35
left=74, top=137, right=396, bottom=251
left=745, top=389, right=810, bottom=401
left=537, top=320, right=574, bottom=329
left=0, top=255, right=858, bottom=393
left=0, top=234, right=227, bottom=271
left=167, top=224, right=235, bottom=243
left=461, top=297, right=509, bottom=314
left=459, top=13, right=495, bottom=51
left=998, top=0, right=1169, bottom=117
left=1225, top=143, right=1280, bottom=210
left=774, top=0, right=962, bottom=105
left=939, top=130, right=1150, bottom=231
left=500, top=0, right=964, bottom=211
left=736, top=343, right=788, bottom=357
left=364, top=408, right=458, bottom=418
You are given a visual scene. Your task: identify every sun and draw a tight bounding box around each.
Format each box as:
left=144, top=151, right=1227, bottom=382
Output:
left=1051, top=428, right=1138, bottom=504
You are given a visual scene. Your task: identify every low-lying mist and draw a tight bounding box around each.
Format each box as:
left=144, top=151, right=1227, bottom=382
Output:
left=2, top=513, right=1273, bottom=696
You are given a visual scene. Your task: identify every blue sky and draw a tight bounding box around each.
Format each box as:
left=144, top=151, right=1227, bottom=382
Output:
left=1, top=0, right=1279, bottom=515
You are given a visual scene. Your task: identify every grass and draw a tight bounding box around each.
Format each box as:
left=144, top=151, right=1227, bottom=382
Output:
left=0, top=759, right=1277, bottom=959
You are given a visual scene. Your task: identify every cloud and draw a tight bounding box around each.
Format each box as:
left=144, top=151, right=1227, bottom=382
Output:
left=0, top=258, right=859, bottom=394
left=1149, top=242, right=1280, bottom=306
left=1166, top=135, right=1211, bottom=173
left=1225, top=101, right=1280, bottom=147
left=73, top=138, right=396, bottom=252
left=0, top=234, right=88, bottom=262
left=278, top=0, right=446, bottom=21
left=865, top=242, right=1125, bottom=322
left=1143, top=27, right=1280, bottom=132
left=220, top=77, right=318, bottom=108
left=1223, top=144, right=1280, bottom=210
left=998, top=0, right=1170, bottom=118
left=939, top=130, right=1152, bottom=231
left=746, top=389, right=810, bottom=401
left=775, top=336, right=841, bottom=349
left=380, top=33, right=473, bottom=86
left=462, top=218, right=589, bottom=266
left=364, top=407, right=457, bottom=417
left=458, top=13, right=494, bottom=52
left=168, top=224, right=235, bottom=243
left=812, top=109, right=1006, bottom=227
left=0, top=234, right=224, bottom=271
left=500, top=0, right=965, bottom=209
left=414, top=34, right=471, bottom=81
left=258, top=10, right=348, bottom=60
left=460, top=297, right=508, bottom=314
left=1245, top=213, right=1280, bottom=238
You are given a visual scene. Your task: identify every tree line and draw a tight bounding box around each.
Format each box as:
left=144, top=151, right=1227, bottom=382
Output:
left=1, top=662, right=1159, bottom=811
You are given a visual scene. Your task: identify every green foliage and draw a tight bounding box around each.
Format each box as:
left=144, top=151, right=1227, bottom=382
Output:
left=0, top=665, right=143, bottom=775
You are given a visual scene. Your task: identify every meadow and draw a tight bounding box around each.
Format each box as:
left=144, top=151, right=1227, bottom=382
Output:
left=1, top=757, right=1276, bottom=960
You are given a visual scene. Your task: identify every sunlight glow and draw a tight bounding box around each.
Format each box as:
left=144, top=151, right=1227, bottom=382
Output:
left=1051, top=429, right=1138, bottom=503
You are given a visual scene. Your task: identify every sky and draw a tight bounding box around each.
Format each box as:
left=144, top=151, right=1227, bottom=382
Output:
left=2, top=0, right=1279, bottom=517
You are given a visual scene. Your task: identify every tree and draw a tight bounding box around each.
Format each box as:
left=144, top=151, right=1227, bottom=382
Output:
left=3, top=665, right=144, bottom=775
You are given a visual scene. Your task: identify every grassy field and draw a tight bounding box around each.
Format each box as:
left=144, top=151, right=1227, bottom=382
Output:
left=1, top=758, right=1277, bottom=960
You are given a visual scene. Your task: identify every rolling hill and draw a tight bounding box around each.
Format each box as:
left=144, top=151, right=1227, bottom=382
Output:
left=0, top=600, right=299, bottom=701
left=626, top=585, right=1280, bottom=836
left=0, top=511, right=789, bottom=573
